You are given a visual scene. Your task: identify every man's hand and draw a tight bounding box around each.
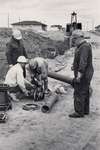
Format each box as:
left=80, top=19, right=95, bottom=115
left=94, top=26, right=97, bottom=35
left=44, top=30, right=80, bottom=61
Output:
left=31, top=84, right=35, bottom=88
left=71, top=65, right=74, bottom=71
left=37, top=81, right=42, bottom=87
left=76, top=72, right=83, bottom=83
left=24, top=90, right=29, bottom=96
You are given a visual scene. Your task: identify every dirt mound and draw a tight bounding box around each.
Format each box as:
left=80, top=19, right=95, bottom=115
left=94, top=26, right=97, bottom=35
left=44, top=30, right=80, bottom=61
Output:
left=21, top=30, right=68, bottom=58
left=0, top=28, right=68, bottom=59
left=0, top=28, right=68, bottom=79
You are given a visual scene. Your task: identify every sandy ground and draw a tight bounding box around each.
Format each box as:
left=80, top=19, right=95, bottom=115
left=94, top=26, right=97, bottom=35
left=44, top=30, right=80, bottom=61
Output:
left=0, top=32, right=100, bottom=150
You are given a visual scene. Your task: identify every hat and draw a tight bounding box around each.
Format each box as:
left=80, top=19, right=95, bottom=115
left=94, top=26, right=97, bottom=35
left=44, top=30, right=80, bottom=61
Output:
left=29, top=59, right=38, bottom=70
left=12, top=29, right=22, bottom=40
left=17, top=56, right=27, bottom=63
left=72, top=30, right=84, bottom=38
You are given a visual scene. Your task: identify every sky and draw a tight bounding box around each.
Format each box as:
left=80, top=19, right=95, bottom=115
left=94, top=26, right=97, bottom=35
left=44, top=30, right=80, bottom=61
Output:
left=0, top=0, right=100, bottom=30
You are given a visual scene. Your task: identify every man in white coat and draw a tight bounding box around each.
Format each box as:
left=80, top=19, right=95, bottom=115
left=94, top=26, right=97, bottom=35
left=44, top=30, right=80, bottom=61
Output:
left=5, top=56, right=33, bottom=101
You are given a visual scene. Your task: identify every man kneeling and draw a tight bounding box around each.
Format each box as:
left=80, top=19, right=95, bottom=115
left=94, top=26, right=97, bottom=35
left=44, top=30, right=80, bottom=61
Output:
left=5, top=56, right=34, bottom=101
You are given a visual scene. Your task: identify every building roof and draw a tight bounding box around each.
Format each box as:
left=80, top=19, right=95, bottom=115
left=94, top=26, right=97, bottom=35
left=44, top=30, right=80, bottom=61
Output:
left=11, top=21, right=47, bottom=26
left=51, top=25, right=62, bottom=28
left=51, top=25, right=62, bottom=30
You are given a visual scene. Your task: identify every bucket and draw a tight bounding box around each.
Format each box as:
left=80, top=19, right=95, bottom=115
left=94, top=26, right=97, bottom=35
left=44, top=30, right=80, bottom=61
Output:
left=0, top=84, right=12, bottom=111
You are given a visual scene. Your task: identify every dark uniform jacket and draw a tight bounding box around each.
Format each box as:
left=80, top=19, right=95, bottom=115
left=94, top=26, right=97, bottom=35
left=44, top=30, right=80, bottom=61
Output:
left=73, top=41, right=94, bottom=83
left=6, top=37, right=27, bottom=65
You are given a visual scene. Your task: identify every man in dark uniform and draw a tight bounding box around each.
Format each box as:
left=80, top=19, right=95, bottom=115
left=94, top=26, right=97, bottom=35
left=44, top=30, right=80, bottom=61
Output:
left=26, top=57, right=49, bottom=94
left=6, top=29, right=27, bottom=68
left=69, top=30, right=94, bottom=118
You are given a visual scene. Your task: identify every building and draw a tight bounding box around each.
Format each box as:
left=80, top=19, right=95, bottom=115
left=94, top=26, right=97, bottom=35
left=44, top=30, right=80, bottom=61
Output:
left=95, top=25, right=100, bottom=31
left=11, top=21, right=47, bottom=31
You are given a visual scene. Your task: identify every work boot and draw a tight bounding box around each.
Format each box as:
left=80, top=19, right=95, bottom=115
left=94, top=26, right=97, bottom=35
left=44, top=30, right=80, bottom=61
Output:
left=84, top=112, right=89, bottom=115
left=69, top=112, right=84, bottom=118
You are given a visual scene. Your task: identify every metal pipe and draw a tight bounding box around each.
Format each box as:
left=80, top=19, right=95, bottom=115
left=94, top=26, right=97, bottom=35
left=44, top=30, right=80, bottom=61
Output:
left=48, top=72, right=93, bottom=97
left=41, top=72, right=74, bottom=113
left=48, top=71, right=73, bottom=85
left=41, top=93, right=59, bottom=113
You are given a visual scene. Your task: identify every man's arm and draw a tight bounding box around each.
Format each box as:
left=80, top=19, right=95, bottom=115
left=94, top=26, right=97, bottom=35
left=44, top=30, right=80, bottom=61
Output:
left=23, top=47, right=28, bottom=58
left=25, top=65, right=32, bottom=82
left=6, top=43, right=13, bottom=65
left=17, top=69, right=28, bottom=96
left=74, top=45, right=89, bottom=83
left=24, top=79, right=34, bottom=88
left=78, top=45, right=89, bottom=74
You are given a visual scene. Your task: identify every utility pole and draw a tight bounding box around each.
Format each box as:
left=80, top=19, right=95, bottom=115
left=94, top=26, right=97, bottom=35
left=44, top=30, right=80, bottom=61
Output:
left=19, top=16, right=21, bottom=23
left=92, top=19, right=94, bottom=30
left=8, top=13, right=10, bottom=28
left=86, top=21, right=89, bottom=31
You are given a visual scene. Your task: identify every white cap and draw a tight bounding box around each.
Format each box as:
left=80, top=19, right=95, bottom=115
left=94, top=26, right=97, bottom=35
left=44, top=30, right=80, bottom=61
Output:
left=12, top=29, right=22, bottom=40
left=17, top=56, right=27, bottom=63
left=72, top=30, right=84, bottom=38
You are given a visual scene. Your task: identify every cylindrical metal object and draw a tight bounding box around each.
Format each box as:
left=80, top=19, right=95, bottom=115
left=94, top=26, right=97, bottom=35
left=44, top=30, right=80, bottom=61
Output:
left=41, top=93, right=59, bottom=113
left=0, top=84, right=12, bottom=111
left=48, top=71, right=73, bottom=85
left=0, top=84, right=9, bottom=104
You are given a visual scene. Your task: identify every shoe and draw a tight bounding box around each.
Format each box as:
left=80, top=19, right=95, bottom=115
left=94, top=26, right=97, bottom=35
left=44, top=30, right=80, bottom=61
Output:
left=69, top=112, right=84, bottom=118
left=84, top=112, right=89, bottom=115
